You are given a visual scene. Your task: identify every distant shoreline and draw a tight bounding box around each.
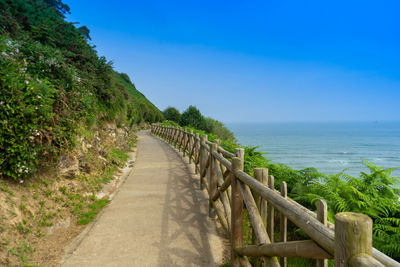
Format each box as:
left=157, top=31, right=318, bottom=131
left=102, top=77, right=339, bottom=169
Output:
left=227, top=121, right=400, bottom=177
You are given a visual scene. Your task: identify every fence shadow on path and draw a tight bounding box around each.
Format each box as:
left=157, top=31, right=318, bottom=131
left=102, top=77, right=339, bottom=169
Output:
left=153, top=135, right=223, bottom=266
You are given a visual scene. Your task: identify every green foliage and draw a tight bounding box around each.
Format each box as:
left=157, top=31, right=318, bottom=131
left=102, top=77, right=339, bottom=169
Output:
left=270, top=161, right=400, bottom=260
left=77, top=198, right=110, bottom=225
left=180, top=105, right=206, bottom=130
left=165, top=105, right=234, bottom=141
left=204, top=117, right=235, bottom=141
left=0, top=0, right=163, bottom=180
left=163, top=106, right=181, bottom=123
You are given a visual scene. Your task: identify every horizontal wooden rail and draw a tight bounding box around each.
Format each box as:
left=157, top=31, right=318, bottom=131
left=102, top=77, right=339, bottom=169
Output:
left=151, top=124, right=400, bottom=267
left=236, top=240, right=333, bottom=259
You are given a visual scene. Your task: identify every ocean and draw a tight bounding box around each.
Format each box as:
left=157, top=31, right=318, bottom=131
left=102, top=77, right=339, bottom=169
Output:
left=227, top=122, right=400, bottom=177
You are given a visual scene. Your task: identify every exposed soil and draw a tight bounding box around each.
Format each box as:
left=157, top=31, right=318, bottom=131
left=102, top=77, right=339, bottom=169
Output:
left=0, top=123, right=139, bottom=266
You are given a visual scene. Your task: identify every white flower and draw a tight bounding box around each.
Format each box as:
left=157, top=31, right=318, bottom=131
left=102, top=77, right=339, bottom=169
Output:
left=19, top=180, right=24, bottom=184
left=36, top=95, right=41, bottom=99
left=29, top=136, right=34, bottom=141
left=0, top=101, right=4, bottom=105
left=25, top=80, right=29, bottom=84
left=25, top=169, right=28, bottom=173
left=36, top=78, right=42, bottom=83
left=77, top=77, right=81, bottom=82
left=18, top=168, right=23, bottom=173
left=15, top=48, right=19, bottom=53
left=35, top=107, right=38, bottom=110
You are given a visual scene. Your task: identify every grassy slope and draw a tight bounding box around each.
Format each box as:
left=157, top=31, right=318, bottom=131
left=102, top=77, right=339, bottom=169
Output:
left=113, top=72, right=163, bottom=124
left=0, top=0, right=163, bottom=181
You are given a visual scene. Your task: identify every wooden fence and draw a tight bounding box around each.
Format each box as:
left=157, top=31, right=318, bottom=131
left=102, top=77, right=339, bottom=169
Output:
left=151, top=124, right=400, bottom=267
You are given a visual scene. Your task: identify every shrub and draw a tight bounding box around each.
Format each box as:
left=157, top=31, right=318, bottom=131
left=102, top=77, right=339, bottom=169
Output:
left=163, top=106, right=181, bottom=123
left=0, top=0, right=163, bottom=180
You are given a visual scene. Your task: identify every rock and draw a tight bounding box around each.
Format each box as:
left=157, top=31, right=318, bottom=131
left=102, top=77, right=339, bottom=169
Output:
left=58, top=155, right=80, bottom=179
left=78, top=155, right=91, bottom=174
left=98, top=147, right=107, bottom=157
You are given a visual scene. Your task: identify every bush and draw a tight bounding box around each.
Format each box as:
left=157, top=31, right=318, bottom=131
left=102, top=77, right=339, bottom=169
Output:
left=204, top=117, right=235, bottom=141
left=180, top=105, right=206, bottom=130
left=163, top=106, right=181, bottom=123
left=0, top=0, right=163, bottom=180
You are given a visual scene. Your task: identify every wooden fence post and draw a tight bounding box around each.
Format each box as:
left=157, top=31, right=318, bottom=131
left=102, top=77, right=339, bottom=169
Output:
left=168, top=126, right=172, bottom=143
left=182, top=128, right=187, bottom=157
left=209, top=143, right=217, bottom=218
left=268, top=175, right=275, bottom=243
left=178, top=128, right=183, bottom=151
left=166, top=126, right=170, bottom=142
left=199, top=135, right=208, bottom=190
left=174, top=126, right=178, bottom=146
left=280, top=181, right=288, bottom=267
left=232, top=156, right=244, bottom=267
left=253, top=168, right=269, bottom=267
left=335, top=212, right=383, bottom=267
left=189, top=130, right=194, bottom=163
left=317, top=199, right=328, bottom=267
left=194, top=133, right=200, bottom=174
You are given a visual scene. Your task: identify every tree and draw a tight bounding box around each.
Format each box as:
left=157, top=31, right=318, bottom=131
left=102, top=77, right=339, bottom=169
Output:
left=78, top=26, right=91, bottom=40
left=163, top=106, right=181, bottom=123
left=204, top=117, right=235, bottom=140
left=43, top=0, right=71, bottom=16
left=180, top=105, right=206, bottom=130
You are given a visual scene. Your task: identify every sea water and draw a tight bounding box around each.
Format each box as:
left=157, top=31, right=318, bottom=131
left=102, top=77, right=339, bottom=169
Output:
left=227, top=122, right=400, bottom=177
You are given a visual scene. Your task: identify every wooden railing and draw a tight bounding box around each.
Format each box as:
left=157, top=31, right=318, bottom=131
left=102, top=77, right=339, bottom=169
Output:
left=151, top=124, right=400, bottom=267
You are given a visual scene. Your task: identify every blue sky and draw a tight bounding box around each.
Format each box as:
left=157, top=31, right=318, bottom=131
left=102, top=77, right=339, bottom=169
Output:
left=66, top=0, right=400, bottom=123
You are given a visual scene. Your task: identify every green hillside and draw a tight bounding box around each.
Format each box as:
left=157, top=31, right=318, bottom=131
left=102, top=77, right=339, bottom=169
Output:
left=0, top=0, right=163, bottom=180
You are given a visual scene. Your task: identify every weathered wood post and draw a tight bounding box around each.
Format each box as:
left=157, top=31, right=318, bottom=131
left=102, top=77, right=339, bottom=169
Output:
left=268, top=175, right=275, bottom=243
left=182, top=128, right=187, bottom=156
left=178, top=127, right=183, bottom=150
left=168, top=126, right=173, bottom=143
left=188, top=130, right=193, bottom=163
left=215, top=139, right=226, bottom=174
left=280, top=181, right=288, bottom=267
left=194, top=133, right=200, bottom=174
left=174, top=126, right=179, bottom=146
left=253, top=168, right=268, bottom=223
left=167, top=126, right=171, bottom=142
left=253, top=167, right=269, bottom=267
left=231, top=156, right=244, bottom=267
left=209, top=143, right=217, bottom=218
left=199, top=134, right=208, bottom=190
left=317, top=199, right=328, bottom=267
left=171, top=126, right=175, bottom=145
left=334, top=212, right=383, bottom=267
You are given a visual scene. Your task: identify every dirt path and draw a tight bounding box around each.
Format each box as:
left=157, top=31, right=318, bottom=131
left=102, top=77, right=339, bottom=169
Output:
left=61, top=130, right=226, bottom=267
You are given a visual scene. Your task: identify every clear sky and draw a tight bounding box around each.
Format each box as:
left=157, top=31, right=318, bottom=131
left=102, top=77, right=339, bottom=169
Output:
left=65, top=0, right=400, bottom=123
